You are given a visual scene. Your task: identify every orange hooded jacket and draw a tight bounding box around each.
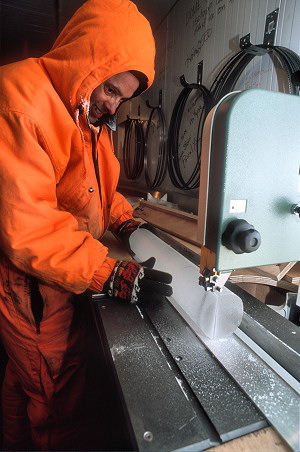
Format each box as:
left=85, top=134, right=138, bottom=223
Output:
left=0, top=1, right=155, bottom=449
left=0, top=0, right=155, bottom=294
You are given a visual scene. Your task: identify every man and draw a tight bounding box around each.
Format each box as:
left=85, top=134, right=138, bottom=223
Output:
left=0, top=0, right=172, bottom=449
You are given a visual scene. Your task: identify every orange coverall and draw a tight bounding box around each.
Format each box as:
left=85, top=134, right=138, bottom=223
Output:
left=0, top=0, right=155, bottom=449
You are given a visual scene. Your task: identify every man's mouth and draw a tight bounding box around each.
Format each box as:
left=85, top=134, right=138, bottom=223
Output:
left=88, top=104, right=104, bottom=121
left=92, top=104, right=103, bottom=117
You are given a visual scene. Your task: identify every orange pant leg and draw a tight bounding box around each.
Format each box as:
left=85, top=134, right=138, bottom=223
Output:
left=2, top=361, right=35, bottom=451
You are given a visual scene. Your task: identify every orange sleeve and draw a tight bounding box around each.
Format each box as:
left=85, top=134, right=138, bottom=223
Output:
left=0, top=112, right=110, bottom=294
left=88, top=256, right=117, bottom=293
left=108, top=191, right=135, bottom=234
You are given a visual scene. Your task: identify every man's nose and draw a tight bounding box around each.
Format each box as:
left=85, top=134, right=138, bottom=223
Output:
left=104, top=98, right=118, bottom=115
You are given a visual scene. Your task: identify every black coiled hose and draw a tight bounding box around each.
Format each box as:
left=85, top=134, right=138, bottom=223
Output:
left=144, top=103, right=167, bottom=189
left=210, top=44, right=300, bottom=105
left=123, top=118, right=145, bottom=180
left=167, top=81, right=210, bottom=190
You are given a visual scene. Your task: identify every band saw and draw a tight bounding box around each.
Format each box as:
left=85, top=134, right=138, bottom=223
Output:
left=91, top=89, right=300, bottom=452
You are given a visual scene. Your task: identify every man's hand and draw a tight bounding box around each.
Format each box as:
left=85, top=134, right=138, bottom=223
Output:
left=116, top=219, right=157, bottom=253
left=104, top=257, right=172, bottom=304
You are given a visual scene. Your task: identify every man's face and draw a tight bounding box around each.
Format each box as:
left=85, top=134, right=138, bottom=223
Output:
left=88, top=71, right=140, bottom=123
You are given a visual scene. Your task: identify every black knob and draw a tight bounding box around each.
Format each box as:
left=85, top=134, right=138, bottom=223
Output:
left=222, top=219, right=261, bottom=254
left=292, top=204, right=300, bottom=217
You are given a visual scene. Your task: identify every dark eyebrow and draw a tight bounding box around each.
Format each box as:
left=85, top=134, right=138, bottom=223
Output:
left=105, top=81, right=129, bottom=102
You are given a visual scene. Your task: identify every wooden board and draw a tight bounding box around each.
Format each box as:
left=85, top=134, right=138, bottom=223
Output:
left=253, top=262, right=297, bottom=281
left=283, top=261, right=300, bottom=284
left=133, top=200, right=200, bottom=246
left=207, top=426, right=291, bottom=451
left=229, top=267, right=299, bottom=292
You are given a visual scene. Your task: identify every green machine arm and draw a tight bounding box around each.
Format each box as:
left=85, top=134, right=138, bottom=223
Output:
left=198, top=89, right=300, bottom=288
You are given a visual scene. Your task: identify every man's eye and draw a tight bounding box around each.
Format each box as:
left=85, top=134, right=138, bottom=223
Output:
left=105, top=85, right=115, bottom=96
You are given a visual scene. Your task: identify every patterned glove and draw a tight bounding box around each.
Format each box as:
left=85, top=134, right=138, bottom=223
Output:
left=104, top=257, right=172, bottom=304
left=116, top=219, right=157, bottom=253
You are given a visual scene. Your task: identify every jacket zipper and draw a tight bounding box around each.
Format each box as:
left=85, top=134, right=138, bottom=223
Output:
left=30, top=277, right=44, bottom=334
left=91, top=129, right=102, bottom=204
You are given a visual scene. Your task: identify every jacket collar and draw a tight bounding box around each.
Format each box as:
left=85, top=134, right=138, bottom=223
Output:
left=94, top=113, right=117, bottom=131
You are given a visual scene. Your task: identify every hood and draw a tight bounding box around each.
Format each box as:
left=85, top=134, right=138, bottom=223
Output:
left=40, top=0, right=155, bottom=119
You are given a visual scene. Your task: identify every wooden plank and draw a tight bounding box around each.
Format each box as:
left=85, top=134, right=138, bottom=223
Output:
left=251, top=262, right=297, bottom=282
left=283, top=261, right=300, bottom=285
left=229, top=267, right=298, bottom=292
left=133, top=200, right=200, bottom=246
left=207, top=426, right=291, bottom=452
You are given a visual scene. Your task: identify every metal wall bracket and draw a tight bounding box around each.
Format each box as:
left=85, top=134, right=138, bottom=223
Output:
left=197, top=60, right=203, bottom=85
left=263, top=8, right=279, bottom=46
left=240, top=33, right=251, bottom=50
left=180, top=60, right=204, bottom=88
left=146, top=89, right=163, bottom=109
left=239, top=8, right=279, bottom=54
left=239, top=33, right=269, bottom=55
left=126, top=105, right=142, bottom=121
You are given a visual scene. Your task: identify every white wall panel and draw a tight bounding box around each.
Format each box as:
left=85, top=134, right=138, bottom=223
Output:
left=290, top=0, right=300, bottom=55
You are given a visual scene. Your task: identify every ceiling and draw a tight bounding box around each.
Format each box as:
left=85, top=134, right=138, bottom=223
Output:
left=0, top=0, right=178, bottom=65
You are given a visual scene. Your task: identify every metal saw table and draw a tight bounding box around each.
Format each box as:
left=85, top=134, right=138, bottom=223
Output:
left=91, top=233, right=299, bottom=452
